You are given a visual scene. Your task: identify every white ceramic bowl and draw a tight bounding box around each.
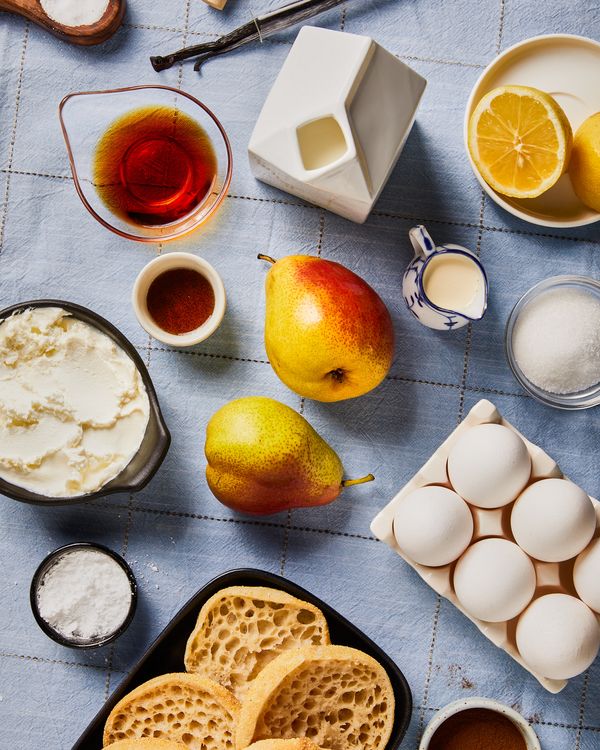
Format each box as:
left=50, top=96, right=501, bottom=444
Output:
left=132, top=252, right=226, bottom=347
left=419, top=697, right=541, bottom=750
left=464, top=34, right=600, bottom=228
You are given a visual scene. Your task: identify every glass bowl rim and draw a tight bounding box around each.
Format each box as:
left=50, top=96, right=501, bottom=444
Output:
left=30, top=542, right=138, bottom=649
left=58, top=84, right=233, bottom=243
left=504, top=274, right=600, bottom=410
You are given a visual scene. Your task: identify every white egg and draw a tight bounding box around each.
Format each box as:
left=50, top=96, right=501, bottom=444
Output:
left=574, top=538, right=600, bottom=613
left=511, top=478, right=596, bottom=562
left=447, top=423, right=531, bottom=508
left=393, top=485, right=473, bottom=567
left=516, top=594, right=600, bottom=679
left=453, top=538, right=536, bottom=622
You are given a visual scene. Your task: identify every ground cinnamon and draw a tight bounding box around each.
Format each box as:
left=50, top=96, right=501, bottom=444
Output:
left=428, top=708, right=527, bottom=750
left=147, top=267, right=215, bottom=335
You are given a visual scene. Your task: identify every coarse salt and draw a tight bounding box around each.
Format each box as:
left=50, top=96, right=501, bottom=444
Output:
left=512, top=287, right=600, bottom=394
left=40, top=0, right=110, bottom=28
left=36, top=548, right=132, bottom=642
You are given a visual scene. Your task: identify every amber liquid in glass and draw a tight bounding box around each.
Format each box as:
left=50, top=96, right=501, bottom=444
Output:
left=92, top=105, right=217, bottom=227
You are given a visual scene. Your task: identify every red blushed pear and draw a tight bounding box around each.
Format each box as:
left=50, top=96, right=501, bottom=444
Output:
left=205, top=396, right=373, bottom=515
left=259, top=254, right=394, bottom=402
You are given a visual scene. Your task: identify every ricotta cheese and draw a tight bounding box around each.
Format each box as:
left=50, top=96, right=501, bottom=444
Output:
left=0, top=307, right=150, bottom=497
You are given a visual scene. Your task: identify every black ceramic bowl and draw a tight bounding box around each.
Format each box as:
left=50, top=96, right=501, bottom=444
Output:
left=30, top=542, right=138, bottom=649
left=72, top=568, right=413, bottom=750
left=0, top=300, right=170, bottom=505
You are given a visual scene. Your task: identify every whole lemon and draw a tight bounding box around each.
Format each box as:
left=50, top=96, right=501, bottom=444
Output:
left=570, top=113, right=600, bottom=212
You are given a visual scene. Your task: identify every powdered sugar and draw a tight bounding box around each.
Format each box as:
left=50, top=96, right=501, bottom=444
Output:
left=40, top=0, right=110, bottom=27
left=512, top=287, right=600, bottom=394
left=36, top=548, right=132, bottom=642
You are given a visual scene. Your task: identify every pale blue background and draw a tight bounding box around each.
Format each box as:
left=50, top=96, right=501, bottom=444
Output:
left=0, top=1, right=599, bottom=748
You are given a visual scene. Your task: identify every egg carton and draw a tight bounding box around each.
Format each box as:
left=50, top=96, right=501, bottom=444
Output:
left=370, top=398, right=600, bottom=693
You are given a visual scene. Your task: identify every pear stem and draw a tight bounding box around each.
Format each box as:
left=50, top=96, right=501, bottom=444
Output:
left=341, top=474, right=375, bottom=488
left=257, top=253, right=276, bottom=264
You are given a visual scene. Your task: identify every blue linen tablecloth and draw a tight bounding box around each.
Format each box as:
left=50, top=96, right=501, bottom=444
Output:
left=0, top=1, right=599, bottom=748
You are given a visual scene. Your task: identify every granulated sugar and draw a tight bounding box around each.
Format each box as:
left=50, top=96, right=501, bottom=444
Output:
left=41, top=0, right=110, bottom=27
left=36, top=548, right=132, bottom=641
left=512, top=286, right=600, bottom=394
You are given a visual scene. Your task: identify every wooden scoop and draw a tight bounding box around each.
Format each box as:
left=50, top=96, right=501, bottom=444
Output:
left=0, top=0, right=126, bottom=45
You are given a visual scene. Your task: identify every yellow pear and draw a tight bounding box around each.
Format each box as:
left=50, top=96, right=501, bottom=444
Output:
left=260, top=254, right=394, bottom=402
left=205, top=396, right=373, bottom=515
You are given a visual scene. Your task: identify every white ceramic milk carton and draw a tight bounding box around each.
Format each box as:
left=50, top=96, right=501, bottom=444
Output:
left=248, top=26, right=427, bottom=223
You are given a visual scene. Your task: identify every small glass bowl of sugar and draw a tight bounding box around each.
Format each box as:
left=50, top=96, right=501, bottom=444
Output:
left=505, top=275, right=600, bottom=409
left=30, top=542, right=137, bottom=648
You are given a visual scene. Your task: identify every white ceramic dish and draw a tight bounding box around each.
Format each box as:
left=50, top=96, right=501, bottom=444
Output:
left=419, top=697, right=540, bottom=750
left=371, top=398, right=600, bottom=693
left=132, top=252, right=226, bottom=347
left=464, top=34, right=600, bottom=228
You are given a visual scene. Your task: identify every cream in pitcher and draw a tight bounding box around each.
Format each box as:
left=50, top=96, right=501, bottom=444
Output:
left=402, top=225, right=488, bottom=330
left=422, top=252, right=486, bottom=314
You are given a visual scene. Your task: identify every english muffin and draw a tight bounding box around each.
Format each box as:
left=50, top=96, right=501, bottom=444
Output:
left=104, top=673, right=240, bottom=750
left=185, top=586, right=330, bottom=699
left=243, top=740, right=323, bottom=750
left=105, top=740, right=187, bottom=749
left=236, top=645, right=394, bottom=750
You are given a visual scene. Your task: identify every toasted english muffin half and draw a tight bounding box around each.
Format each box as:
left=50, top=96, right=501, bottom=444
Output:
left=236, top=645, right=394, bottom=750
left=103, top=673, right=240, bottom=750
left=243, top=740, right=324, bottom=750
left=184, top=586, right=330, bottom=700
left=104, top=740, right=187, bottom=749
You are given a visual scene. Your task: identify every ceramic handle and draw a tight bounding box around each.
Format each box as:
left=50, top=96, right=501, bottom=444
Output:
left=409, top=225, right=436, bottom=259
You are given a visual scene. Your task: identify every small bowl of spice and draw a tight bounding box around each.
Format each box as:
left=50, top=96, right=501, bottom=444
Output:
left=420, top=697, right=540, bottom=750
left=505, top=275, right=600, bottom=409
left=30, top=542, right=137, bottom=648
left=132, top=252, right=226, bottom=347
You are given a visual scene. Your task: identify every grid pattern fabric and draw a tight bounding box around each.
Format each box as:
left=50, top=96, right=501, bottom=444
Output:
left=0, top=1, right=599, bottom=749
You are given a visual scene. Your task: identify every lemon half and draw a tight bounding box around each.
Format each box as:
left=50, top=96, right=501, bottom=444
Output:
left=468, top=85, right=572, bottom=199
left=569, top=112, right=600, bottom=213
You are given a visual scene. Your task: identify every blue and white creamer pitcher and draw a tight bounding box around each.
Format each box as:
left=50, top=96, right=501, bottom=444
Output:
left=402, top=225, right=488, bottom=331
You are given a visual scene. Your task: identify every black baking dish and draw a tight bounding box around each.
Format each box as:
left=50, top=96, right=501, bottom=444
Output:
left=0, top=299, right=170, bottom=505
left=72, top=568, right=413, bottom=749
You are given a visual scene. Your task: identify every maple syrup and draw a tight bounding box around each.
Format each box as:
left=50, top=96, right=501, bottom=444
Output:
left=93, top=105, right=217, bottom=227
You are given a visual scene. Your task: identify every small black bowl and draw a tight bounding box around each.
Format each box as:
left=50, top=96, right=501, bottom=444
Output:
left=0, top=299, right=171, bottom=505
left=29, top=542, right=138, bottom=649
left=30, top=542, right=138, bottom=649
